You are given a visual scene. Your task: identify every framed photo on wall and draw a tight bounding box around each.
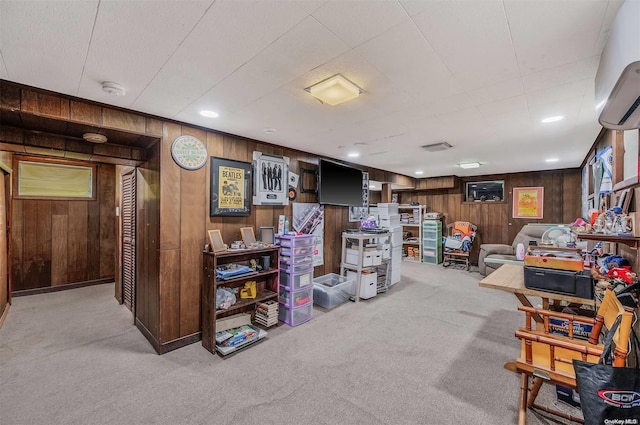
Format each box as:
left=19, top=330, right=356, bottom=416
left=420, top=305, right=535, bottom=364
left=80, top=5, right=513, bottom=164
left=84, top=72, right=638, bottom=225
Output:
left=513, top=187, right=544, bottom=219
left=253, top=151, right=289, bottom=205
left=210, top=157, right=252, bottom=217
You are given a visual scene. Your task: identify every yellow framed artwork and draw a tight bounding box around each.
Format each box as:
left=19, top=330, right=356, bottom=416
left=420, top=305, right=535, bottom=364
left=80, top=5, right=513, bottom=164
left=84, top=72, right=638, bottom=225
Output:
left=513, top=187, right=544, bottom=219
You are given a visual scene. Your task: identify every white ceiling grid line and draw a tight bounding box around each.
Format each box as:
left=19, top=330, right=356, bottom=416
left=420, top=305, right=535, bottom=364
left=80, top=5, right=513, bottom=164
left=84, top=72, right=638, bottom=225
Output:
left=0, top=0, right=624, bottom=178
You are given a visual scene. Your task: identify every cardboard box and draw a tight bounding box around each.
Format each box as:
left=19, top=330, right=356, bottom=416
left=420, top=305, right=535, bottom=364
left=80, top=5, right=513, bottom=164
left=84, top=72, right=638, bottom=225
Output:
left=345, top=248, right=359, bottom=265
left=347, top=271, right=377, bottom=299
left=376, top=203, right=398, bottom=216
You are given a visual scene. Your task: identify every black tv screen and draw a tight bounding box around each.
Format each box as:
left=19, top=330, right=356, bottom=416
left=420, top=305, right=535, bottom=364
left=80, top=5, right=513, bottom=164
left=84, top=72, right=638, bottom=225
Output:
left=318, top=159, right=363, bottom=206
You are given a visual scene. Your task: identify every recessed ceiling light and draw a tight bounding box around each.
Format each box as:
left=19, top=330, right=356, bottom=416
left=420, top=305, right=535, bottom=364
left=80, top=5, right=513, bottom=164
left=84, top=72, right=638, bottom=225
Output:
left=545, top=158, right=559, bottom=162
left=541, top=115, right=564, bottom=123
left=200, top=110, right=219, bottom=118
left=263, top=127, right=277, bottom=134
left=459, top=162, right=481, bottom=169
left=347, top=152, right=360, bottom=158
left=415, top=170, right=424, bottom=175
left=101, top=81, right=126, bottom=96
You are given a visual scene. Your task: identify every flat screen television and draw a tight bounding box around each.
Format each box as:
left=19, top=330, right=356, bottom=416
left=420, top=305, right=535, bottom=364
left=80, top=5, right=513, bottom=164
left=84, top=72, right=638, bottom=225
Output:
left=318, top=159, right=364, bottom=206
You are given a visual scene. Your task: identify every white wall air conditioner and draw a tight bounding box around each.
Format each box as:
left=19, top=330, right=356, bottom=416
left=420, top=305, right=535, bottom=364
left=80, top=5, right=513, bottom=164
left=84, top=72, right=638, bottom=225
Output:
left=595, top=0, right=640, bottom=130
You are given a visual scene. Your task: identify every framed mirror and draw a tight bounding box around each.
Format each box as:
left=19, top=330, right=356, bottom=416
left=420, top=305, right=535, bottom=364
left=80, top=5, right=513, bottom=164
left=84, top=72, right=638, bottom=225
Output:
left=207, top=229, right=226, bottom=252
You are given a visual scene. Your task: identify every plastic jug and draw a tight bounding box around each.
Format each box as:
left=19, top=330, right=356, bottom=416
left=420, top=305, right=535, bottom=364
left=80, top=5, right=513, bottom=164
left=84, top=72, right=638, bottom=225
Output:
left=516, top=243, right=525, bottom=261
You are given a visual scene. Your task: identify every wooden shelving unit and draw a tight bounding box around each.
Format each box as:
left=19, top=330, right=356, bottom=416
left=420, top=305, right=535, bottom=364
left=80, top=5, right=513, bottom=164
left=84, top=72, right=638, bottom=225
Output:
left=202, top=246, right=280, bottom=355
left=399, top=205, right=425, bottom=262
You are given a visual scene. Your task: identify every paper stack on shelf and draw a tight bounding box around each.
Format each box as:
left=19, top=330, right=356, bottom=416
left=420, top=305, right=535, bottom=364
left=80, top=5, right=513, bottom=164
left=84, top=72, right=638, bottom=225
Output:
left=215, top=325, right=267, bottom=356
left=254, top=300, right=279, bottom=327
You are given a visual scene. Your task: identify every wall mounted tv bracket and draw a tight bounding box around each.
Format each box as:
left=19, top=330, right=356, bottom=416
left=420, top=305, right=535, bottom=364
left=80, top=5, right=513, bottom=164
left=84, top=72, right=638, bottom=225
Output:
left=300, top=167, right=318, bottom=194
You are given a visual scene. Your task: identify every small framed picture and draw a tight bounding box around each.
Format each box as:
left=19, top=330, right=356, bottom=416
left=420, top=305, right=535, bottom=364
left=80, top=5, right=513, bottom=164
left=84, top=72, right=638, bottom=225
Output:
left=259, top=226, right=275, bottom=244
left=253, top=151, right=290, bottom=205
left=207, top=229, right=226, bottom=252
left=240, top=227, right=256, bottom=246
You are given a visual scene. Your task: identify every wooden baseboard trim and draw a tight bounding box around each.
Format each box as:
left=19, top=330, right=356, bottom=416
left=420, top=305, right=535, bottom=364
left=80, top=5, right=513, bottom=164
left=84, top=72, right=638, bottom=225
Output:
left=0, top=302, right=10, bottom=329
left=12, top=278, right=114, bottom=297
left=135, top=318, right=201, bottom=355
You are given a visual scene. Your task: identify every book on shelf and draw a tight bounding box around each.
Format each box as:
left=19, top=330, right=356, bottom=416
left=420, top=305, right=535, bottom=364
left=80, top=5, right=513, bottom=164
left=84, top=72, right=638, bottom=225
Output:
left=216, top=328, right=267, bottom=356
left=254, top=316, right=278, bottom=327
left=256, top=306, right=278, bottom=316
left=255, top=310, right=278, bottom=318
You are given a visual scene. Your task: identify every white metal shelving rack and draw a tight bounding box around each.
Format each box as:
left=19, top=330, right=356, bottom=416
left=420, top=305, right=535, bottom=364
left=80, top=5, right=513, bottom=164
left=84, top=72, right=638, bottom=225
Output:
left=340, top=231, right=391, bottom=301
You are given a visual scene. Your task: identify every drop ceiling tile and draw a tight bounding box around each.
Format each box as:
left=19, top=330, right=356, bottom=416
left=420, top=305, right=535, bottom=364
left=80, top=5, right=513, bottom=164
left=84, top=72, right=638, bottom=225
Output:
left=262, top=16, right=351, bottom=78
left=356, top=20, right=449, bottom=86
left=0, top=0, right=98, bottom=95
left=182, top=16, right=349, bottom=117
left=522, top=56, right=599, bottom=93
left=312, top=0, right=407, bottom=47
left=467, top=78, right=525, bottom=106
left=133, top=0, right=308, bottom=114
left=436, top=106, right=484, bottom=129
left=79, top=0, right=211, bottom=106
left=526, top=80, right=591, bottom=112
left=504, top=0, right=609, bottom=74
left=293, top=0, right=328, bottom=15
left=398, top=0, right=434, bottom=17
left=476, top=95, right=528, bottom=118
left=412, top=0, right=520, bottom=91
left=596, top=0, right=625, bottom=53
left=0, top=53, right=8, bottom=80
left=578, top=91, right=599, bottom=124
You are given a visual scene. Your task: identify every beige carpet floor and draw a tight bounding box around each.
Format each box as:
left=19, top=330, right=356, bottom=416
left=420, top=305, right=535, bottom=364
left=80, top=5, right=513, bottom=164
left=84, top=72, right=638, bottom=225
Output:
left=0, top=261, right=581, bottom=425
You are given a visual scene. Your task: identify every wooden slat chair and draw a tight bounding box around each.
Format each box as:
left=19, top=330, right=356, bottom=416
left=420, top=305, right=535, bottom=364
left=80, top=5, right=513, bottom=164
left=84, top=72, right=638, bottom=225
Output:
left=506, top=288, right=635, bottom=425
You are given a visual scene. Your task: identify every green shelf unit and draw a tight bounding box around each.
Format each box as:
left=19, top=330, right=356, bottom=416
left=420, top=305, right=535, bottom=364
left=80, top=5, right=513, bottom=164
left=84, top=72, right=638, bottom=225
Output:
left=422, top=220, right=442, bottom=264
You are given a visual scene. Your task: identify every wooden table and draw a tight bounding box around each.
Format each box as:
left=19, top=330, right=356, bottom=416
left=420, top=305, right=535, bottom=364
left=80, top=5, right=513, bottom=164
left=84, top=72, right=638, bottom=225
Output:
left=479, top=264, right=595, bottom=322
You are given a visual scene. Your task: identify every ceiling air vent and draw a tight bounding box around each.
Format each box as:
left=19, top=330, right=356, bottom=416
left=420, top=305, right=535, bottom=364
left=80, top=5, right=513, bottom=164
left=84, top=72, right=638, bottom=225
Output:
left=421, top=142, right=452, bottom=152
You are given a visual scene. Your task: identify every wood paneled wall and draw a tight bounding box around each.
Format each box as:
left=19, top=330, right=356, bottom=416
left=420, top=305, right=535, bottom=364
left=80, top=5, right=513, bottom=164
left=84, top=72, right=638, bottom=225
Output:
left=3, top=81, right=586, bottom=354
left=399, top=169, right=582, bottom=263
left=135, top=143, right=160, bottom=341
left=154, top=126, right=386, bottom=346
left=11, top=162, right=116, bottom=291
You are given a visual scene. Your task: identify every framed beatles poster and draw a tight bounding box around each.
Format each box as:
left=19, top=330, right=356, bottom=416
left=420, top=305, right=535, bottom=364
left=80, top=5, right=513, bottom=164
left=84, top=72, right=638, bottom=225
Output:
left=210, top=157, right=252, bottom=217
left=253, top=151, right=290, bottom=205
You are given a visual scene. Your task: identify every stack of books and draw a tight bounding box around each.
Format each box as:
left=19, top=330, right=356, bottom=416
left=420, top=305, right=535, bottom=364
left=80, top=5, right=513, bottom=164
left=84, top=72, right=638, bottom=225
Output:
left=255, top=300, right=278, bottom=327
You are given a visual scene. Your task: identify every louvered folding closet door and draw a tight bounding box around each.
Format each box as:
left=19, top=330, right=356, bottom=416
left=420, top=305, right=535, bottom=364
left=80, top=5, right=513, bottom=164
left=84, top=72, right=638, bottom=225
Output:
left=122, top=172, right=136, bottom=312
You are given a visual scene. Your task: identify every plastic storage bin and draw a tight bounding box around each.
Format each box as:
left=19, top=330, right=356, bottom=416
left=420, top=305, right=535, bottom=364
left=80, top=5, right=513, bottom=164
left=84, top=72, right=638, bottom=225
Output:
left=280, top=245, right=313, bottom=257
left=279, top=253, right=313, bottom=267
left=280, top=261, right=313, bottom=274
left=279, top=284, right=314, bottom=308
left=275, top=234, right=314, bottom=249
left=280, top=267, right=314, bottom=290
left=278, top=301, right=313, bottom=326
left=313, top=273, right=355, bottom=309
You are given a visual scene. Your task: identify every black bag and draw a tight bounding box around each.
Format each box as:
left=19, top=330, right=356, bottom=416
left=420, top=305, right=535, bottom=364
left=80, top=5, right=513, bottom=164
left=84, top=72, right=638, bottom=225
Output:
left=573, top=316, right=640, bottom=425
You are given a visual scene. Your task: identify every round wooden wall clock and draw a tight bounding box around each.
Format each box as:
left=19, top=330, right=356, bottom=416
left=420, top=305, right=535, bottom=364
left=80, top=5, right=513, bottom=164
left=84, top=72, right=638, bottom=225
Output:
left=171, top=135, right=208, bottom=170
